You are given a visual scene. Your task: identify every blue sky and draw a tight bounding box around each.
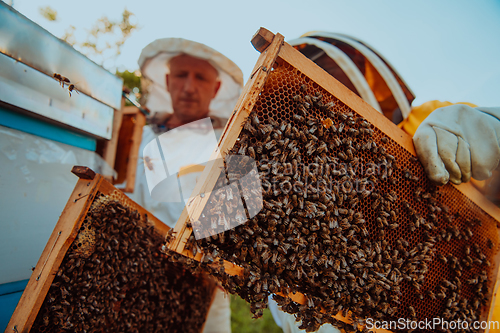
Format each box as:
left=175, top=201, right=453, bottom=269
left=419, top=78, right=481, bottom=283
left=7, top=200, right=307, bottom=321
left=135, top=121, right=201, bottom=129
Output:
left=8, top=0, right=500, bottom=107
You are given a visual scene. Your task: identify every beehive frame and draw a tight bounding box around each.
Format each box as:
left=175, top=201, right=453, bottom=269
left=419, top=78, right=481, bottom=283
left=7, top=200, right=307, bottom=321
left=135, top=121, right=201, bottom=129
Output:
left=6, top=167, right=215, bottom=333
left=168, top=28, right=500, bottom=332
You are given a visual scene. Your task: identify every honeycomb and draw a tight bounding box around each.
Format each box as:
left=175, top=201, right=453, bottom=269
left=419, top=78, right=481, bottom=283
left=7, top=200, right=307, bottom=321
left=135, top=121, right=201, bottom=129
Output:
left=187, top=58, right=500, bottom=332
left=31, top=192, right=214, bottom=333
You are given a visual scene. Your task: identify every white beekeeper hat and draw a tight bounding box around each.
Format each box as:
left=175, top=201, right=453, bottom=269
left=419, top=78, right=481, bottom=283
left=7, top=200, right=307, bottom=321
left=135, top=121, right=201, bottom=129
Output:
left=138, top=38, right=244, bottom=119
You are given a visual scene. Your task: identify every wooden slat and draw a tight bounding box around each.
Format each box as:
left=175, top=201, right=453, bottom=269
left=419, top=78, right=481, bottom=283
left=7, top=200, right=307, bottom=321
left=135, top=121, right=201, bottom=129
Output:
left=488, top=276, right=500, bottom=333
left=123, top=111, right=146, bottom=193
left=251, top=27, right=274, bottom=52
left=454, top=182, right=500, bottom=226
left=6, top=174, right=103, bottom=333
left=71, top=165, right=96, bottom=180
left=113, top=106, right=146, bottom=193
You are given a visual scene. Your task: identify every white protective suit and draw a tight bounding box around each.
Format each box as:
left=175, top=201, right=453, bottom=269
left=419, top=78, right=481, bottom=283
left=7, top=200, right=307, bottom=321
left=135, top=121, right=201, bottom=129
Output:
left=127, top=38, right=243, bottom=333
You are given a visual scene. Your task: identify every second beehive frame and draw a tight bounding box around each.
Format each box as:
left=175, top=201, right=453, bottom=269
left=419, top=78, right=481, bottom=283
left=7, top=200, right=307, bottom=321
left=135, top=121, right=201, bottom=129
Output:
left=6, top=167, right=214, bottom=333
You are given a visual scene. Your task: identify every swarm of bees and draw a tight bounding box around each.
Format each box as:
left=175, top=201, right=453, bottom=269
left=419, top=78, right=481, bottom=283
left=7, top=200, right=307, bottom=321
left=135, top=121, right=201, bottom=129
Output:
left=31, top=193, right=214, bottom=333
left=178, top=63, right=499, bottom=333
left=53, top=73, right=79, bottom=97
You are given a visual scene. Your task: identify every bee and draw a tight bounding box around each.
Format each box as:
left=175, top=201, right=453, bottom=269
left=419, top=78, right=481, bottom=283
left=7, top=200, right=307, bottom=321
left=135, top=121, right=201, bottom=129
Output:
left=467, top=277, right=478, bottom=285
left=464, top=227, right=473, bottom=239
left=388, top=223, right=399, bottom=230
left=53, top=73, right=70, bottom=87
left=348, top=128, right=358, bottom=136
left=359, top=120, right=370, bottom=128
left=67, top=83, right=79, bottom=97
left=487, top=238, right=494, bottom=249
left=435, top=290, right=447, bottom=299
left=426, top=290, right=436, bottom=300
left=251, top=113, right=260, bottom=126
left=243, top=121, right=257, bottom=136
left=139, top=155, right=160, bottom=172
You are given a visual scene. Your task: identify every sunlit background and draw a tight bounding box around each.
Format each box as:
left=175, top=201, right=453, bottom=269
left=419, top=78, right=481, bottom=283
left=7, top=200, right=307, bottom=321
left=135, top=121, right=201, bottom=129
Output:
left=7, top=0, right=500, bottom=107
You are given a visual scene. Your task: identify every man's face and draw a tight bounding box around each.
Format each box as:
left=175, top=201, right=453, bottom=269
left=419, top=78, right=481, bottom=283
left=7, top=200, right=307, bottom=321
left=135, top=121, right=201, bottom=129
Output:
left=166, top=54, right=221, bottom=124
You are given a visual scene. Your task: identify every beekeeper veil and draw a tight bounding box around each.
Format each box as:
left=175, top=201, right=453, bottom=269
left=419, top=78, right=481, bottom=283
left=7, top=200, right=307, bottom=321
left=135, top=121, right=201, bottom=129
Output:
left=138, top=38, right=244, bottom=119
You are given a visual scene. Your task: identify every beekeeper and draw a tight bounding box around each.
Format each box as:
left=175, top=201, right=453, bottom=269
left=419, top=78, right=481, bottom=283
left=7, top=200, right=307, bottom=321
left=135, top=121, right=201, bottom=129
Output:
left=268, top=31, right=500, bottom=333
left=127, top=38, right=244, bottom=333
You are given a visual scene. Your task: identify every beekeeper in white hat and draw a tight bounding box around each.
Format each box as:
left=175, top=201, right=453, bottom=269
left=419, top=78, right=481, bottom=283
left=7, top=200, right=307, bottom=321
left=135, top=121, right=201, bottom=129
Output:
left=127, top=38, right=244, bottom=333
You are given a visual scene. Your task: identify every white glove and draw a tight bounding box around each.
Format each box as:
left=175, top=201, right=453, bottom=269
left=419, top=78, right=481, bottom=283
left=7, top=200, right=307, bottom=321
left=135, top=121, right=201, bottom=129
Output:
left=413, top=104, right=500, bottom=185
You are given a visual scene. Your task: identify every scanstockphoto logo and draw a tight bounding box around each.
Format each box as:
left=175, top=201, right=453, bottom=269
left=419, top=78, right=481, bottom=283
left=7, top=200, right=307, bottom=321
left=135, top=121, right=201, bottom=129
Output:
left=255, top=159, right=385, bottom=198
left=141, top=118, right=263, bottom=240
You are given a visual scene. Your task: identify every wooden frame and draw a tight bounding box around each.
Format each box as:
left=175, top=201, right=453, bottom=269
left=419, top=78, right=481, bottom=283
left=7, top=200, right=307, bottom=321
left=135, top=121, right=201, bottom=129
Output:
left=112, top=105, right=146, bottom=192
left=6, top=166, right=213, bottom=333
left=96, top=97, right=145, bottom=192
left=165, top=28, right=500, bottom=332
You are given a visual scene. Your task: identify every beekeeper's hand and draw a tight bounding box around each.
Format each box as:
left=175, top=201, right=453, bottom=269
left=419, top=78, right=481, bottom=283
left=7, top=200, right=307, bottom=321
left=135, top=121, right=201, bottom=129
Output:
left=413, top=105, right=500, bottom=185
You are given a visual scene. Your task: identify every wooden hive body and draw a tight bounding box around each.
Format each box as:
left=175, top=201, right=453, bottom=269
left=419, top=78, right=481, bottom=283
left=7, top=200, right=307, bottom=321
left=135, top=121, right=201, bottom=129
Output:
left=167, top=29, right=500, bottom=332
left=6, top=167, right=215, bottom=333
